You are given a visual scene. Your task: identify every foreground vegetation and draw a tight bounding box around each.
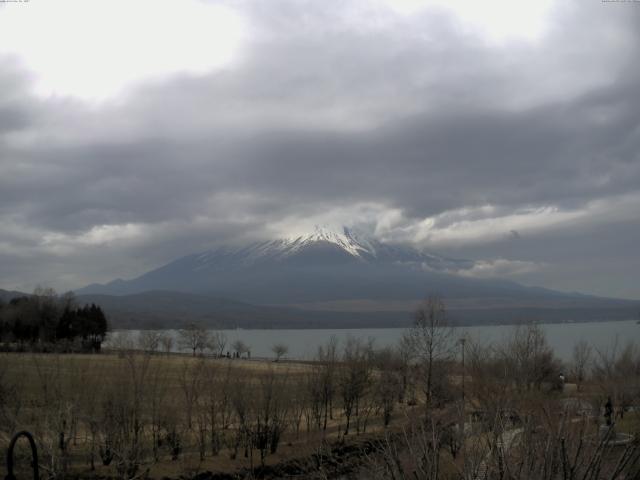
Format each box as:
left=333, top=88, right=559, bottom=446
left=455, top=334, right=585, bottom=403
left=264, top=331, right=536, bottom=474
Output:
left=0, top=297, right=638, bottom=479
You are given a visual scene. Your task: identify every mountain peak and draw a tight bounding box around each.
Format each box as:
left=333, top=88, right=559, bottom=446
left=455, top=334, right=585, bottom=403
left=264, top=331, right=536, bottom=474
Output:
left=287, top=224, right=372, bottom=258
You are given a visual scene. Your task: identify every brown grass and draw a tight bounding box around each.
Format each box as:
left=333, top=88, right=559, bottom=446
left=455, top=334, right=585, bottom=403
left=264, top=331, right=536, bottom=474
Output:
left=0, top=352, right=392, bottom=479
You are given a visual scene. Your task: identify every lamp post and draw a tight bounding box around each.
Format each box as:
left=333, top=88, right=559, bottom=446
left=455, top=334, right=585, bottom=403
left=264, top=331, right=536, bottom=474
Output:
left=459, top=336, right=467, bottom=468
left=460, top=336, right=466, bottom=408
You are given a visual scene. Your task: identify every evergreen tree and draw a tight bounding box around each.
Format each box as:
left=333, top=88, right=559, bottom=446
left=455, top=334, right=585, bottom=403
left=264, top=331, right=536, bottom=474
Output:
left=56, top=307, right=78, bottom=340
left=0, top=291, right=109, bottom=352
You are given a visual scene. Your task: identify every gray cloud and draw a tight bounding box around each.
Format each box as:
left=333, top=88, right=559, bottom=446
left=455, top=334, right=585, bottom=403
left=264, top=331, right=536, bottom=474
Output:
left=1, top=0, right=639, bottom=298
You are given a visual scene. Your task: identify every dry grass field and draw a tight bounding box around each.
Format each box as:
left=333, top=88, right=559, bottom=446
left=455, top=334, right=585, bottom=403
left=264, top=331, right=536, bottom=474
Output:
left=0, top=351, right=401, bottom=479
left=0, top=322, right=638, bottom=480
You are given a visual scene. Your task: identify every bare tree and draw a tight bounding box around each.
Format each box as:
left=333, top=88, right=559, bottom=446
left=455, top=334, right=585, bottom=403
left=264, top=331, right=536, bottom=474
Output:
left=305, top=368, right=324, bottom=431
left=201, top=362, right=233, bottom=456
left=159, top=333, right=174, bottom=355
left=396, top=335, right=414, bottom=403
left=501, top=323, right=561, bottom=392
left=312, top=336, right=339, bottom=431
left=0, top=356, right=22, bottom=437
left=97, top=350, right=152, bottom=479
left=406, top=295, right=455, bottom=409
left=208, top=331, right=227, bottom=357
left=178, top=322, right=210, bottom=356
left=339, top=337, right=373, bottom=435
left=288, top=380, right=308, bottom=438
left=137, top=330, right=161, bottom=353
left=373, top=348, right=401, bottom=427
left=31, top=355, right=76, bottom=478
left=178, top=358, right=205, bottom=429
left=108, top=331, right=135, bottom=354
left=229, top=374, right=250, bottom=461
left=147, top=358, right=170, bottom=462
left=251, top=368, right=291, bottom=467
left=368, top=397, right=640, bottom=480
left=593, top=340, right=640, bottom=421
left=59, top=290, right=78, bottom=311
left=232, top=340, right=249, bottom=358
left=367, top=413, right=446, bottom=480
left=271, top=343, right=288, bottom=362
left=570, top=339, right=592, bottom=388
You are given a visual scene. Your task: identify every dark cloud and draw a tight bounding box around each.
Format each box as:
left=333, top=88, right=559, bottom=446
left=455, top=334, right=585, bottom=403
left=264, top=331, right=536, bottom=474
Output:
left=0, top=0, right=639, bottom=298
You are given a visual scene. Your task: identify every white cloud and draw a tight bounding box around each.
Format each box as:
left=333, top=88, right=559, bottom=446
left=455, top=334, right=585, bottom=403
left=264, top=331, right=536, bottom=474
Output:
left=377, top=193, right=640, bottom=248
left=236, top=192, right=640, bottom=256
left=0, top=0, right=246, bottom=101
left=41, top=223, right=146, bottom=253
left=381, top=0, right=556, bottom=42
left=454, top=258, right=543, bottom=278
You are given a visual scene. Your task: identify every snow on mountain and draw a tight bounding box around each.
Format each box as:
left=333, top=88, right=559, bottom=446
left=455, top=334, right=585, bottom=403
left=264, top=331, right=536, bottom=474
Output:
left=76, top=225, right=479, bottom=299
left=288, top=225, right=369, bottom=257
left=189, top=225, right=471, bottom=271
left=73, top=225, right=640, bottom=325
left=185, top=226, right=474, bottom=272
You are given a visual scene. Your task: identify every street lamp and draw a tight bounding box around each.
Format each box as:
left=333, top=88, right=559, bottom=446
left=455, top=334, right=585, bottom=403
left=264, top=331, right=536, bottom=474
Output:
left=460, top=336, right=467, bottom=407
left=459, top=335, right=467, bottom=468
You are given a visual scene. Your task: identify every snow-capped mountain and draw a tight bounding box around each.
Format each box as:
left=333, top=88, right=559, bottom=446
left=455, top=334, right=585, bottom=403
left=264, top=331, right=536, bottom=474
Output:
left=75, top=225, right=640, bottom=327
left=186, top=225, right=472, bottom=271
left=76, top=225, right=584, bottom=306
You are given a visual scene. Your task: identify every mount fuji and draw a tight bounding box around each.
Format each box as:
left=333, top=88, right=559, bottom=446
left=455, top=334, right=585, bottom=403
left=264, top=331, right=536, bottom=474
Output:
left=76, top=225, right=493, bottom=301
left=75, top=226, right=640, bottom=328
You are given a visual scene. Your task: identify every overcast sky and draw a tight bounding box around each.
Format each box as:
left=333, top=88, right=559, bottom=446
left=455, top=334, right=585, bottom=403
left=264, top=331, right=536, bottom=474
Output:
left=1, top=0, right=639, bottom=299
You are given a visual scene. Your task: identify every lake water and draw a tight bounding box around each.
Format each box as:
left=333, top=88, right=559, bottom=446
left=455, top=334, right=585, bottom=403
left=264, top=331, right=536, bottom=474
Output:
left=116, top=320, right=640, bottom=362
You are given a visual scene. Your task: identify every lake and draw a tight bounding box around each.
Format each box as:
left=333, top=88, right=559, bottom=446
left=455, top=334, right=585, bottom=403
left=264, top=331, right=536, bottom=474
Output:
left=116, top=320, right=640, bottom=362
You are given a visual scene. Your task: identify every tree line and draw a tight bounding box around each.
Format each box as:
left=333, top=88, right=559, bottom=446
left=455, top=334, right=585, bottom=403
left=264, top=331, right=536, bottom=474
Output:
left=0, top=288, right=108, bottom=352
